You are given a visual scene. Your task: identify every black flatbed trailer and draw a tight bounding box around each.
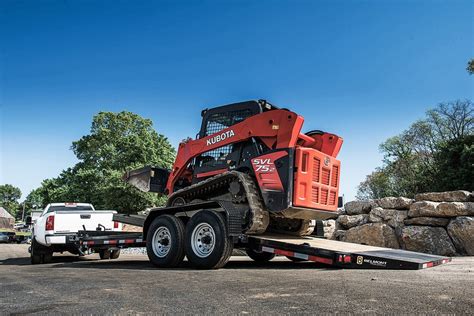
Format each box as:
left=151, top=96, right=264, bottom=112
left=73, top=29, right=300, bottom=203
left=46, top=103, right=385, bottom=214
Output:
left=76, top=214, right=451, bottom=270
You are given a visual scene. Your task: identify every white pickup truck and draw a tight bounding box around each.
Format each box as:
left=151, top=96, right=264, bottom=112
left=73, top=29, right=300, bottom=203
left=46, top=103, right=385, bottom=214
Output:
left=29, top=203, right=122, bottom=264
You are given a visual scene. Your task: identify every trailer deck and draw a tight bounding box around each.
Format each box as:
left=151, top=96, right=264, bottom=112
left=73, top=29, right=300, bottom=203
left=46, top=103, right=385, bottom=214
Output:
left=78, top=214, right=452, bottom=270
left=250, top=234, right=451, bottom=270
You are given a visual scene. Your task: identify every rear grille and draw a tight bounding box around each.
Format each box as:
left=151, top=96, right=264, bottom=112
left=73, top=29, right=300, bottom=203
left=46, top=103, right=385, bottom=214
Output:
left=331, top=166, right=339, bottom=187
left=312, top=158, right=320, bottom=182
left=311, top=186, right=319, bottom=202
left=321, top=188, right=328, bottom=205
left=293, top=148, right=340, bottom=211
left=321, top=168, right=330, bottom=185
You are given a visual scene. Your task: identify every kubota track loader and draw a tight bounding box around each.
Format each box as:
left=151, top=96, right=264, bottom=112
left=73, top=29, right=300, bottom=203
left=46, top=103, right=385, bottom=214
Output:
left=74, top=100, right=450, bottom=270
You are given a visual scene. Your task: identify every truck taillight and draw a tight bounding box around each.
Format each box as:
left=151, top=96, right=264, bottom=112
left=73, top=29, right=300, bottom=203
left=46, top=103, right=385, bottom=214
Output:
left=113, top=221, right=119, bottom=229
left=45, top=215, right=55, bottom=231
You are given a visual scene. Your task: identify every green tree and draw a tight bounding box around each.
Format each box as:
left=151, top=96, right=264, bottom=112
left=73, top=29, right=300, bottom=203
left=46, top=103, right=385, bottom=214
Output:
left=24, top=188, right=45, bottom=212
left=38, top=111, right=175, bottom=214
left=0, top=184, right=22, bottom=218
left=357, top=100, right=473, bottom=199
left=467, top=58, right=474, bottom=75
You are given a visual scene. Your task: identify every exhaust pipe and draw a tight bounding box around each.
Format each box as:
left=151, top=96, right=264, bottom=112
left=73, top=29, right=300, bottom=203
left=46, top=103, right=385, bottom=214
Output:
left=123, top=166, right=170, bottom=194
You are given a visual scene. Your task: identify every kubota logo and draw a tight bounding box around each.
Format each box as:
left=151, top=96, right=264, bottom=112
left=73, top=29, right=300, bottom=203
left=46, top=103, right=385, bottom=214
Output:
left=206, top=129, right=235, bottom=146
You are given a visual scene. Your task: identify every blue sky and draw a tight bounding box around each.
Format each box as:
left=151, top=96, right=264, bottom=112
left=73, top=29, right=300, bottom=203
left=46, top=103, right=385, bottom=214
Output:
left=1, top=0, right=473, bottom=202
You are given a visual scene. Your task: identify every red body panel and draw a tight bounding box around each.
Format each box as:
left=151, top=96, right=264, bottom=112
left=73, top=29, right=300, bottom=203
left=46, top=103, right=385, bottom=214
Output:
left=251, top=151, right=288, bottom=191
left=293, top=147, right=341, bottom=211
left=167, top=109, right=304, bottom=193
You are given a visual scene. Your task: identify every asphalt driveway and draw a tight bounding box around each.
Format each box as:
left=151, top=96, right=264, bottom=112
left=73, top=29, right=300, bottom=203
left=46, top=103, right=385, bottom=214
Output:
left=1, top=244, right=472, bottom=314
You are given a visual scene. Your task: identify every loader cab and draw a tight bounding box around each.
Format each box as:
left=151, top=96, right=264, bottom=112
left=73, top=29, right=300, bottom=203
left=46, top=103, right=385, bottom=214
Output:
left=193, top=100, right=277, bottom=180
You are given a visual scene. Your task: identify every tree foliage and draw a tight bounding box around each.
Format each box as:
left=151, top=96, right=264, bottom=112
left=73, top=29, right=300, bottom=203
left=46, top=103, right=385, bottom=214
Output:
left=0, top=184, right=22, bottom=218
left=467, top=58, right=474, bottom=75
left=36, top=111, right=176, bottom=214
left=357, top=100, right=473, bottom=199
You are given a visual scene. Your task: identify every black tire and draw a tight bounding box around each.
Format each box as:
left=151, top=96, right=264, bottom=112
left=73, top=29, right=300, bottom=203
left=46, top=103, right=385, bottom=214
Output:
left=286, top=256, right=306, bottom=262
left=110, top=249, right=120, bottom=259
left=30, top=239, right=42, bottom=264
left=185, top=210, right=233, bottom=269
left=42, top=251, right=53, bottom=264
left=246, top=248, right=275, bottom=262
left=99, top=250, right=111, bottom=259
left=146, top=215, right=185, bottom=268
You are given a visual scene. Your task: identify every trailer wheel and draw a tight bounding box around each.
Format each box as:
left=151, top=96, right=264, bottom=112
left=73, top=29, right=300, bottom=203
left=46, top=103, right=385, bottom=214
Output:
left=246, top=248, right=275, bottom=262
left=146, top=215, right=185, bottom=268
left=185, top=210, right=233, bottom=269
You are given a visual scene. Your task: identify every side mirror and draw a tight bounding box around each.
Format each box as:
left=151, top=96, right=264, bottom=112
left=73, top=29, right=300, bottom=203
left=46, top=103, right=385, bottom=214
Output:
left=25, top=216, right=32, bottom=225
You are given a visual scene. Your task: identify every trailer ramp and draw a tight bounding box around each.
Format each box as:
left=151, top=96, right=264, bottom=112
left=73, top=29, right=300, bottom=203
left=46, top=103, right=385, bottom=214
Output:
left=250, top=234, right=451, bottom=270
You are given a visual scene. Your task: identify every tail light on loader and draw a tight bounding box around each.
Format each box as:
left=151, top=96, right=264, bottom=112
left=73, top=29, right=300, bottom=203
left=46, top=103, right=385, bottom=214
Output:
left=113, top=221, right=119, bottom=229
left=45, top=215, right=55, bottom=231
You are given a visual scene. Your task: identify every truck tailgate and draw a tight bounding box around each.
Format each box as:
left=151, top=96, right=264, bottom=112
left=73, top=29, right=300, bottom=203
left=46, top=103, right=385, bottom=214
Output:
left=53, top=211, right=117, bottom=233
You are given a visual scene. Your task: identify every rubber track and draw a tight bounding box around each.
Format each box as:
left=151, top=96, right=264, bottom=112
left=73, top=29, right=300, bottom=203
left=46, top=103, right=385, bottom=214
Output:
left=167, top=171, right=269, bottom=234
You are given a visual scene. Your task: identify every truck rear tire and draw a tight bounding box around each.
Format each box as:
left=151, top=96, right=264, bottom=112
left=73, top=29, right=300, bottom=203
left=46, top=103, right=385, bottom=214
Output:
left=30, top=239, right=42, bottom=264
left=31, top=238, right=53, bottom=264
left=184, top=210, right=233, bottom=269
left=99, top=250, right=111, bottom=259
left=110, top=249, right=120, bottom=259
left=246, top=248, right=275, bottom=262
left=146, top=215, right=185, bottom=268
left=99, top=249, right=120, bottom=260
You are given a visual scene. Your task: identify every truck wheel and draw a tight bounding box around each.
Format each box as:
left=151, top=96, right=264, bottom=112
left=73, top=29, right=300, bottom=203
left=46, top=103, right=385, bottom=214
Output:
left=30, top=239, right=42, bottom=264
left=246, top=248, right=275, bottom=262
left=110, top=249, right=120, bottom=259
left=99, top=250, right=111, bottom=259
left=146, top=215, right=185, bottom=268
left=42, top=251, right=53, bottom=264
left=185, top=210, right=233, bottom=269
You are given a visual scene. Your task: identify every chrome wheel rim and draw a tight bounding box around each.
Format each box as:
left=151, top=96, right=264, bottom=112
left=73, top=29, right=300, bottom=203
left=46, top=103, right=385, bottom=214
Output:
left=152, top=227, right=172, bottom=258
left=191, top=223, right=215, bottom=258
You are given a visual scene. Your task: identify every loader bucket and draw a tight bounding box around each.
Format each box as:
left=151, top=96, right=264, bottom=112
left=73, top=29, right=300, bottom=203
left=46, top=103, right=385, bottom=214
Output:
left=123, top=166, right=170, bottom=194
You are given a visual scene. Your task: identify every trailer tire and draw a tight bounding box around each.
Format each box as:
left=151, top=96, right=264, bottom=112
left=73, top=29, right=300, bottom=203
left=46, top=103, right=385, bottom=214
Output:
left=185, top=210, right=233, bottom=269
left=246, top=248, right=275, bottom=262
left=146, top=215, right=185, bottom=268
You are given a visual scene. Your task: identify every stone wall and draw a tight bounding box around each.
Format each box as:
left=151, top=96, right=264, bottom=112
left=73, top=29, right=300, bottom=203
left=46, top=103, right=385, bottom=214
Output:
left=323, top=190, right=474, bottom=256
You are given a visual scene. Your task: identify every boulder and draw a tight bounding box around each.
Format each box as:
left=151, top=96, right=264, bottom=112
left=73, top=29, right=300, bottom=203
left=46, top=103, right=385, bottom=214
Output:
left=322, top=219, right=337, bottom=239
left=437, top=202, right=474, bottom=217
left=400, top=226, right=456, bottom=256
left=404, top=217, right=450, bottom=227
left=415, top=190, right=473, bottom=202
left=447, top=217, right=474, bottom=255
left=337, top=214, right=369, bottom=229
left=333, top=230, right=346, bottom=241
left=409, top=201, right=474, bottom=218
left=342, top=223, right=400, bottom=249
left=376, top=197, right=413, bottom=210
left=369, top=207, right=407, bottom=228
left=408, top=201, right=439, bottom=217
left=344, top=200, right=375, bottom=215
